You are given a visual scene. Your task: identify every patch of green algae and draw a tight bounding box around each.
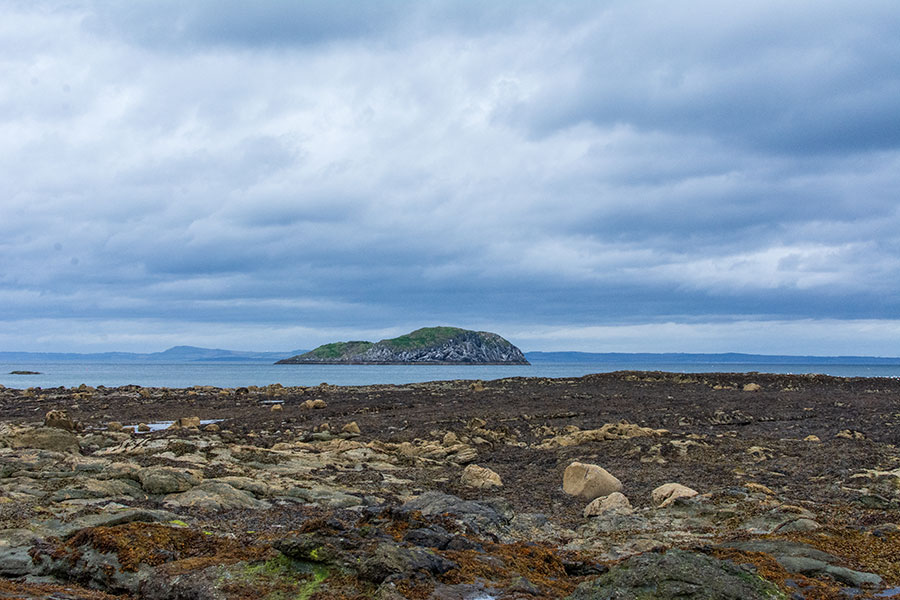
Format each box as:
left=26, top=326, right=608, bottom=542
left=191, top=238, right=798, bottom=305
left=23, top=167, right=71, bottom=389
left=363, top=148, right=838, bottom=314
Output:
left=220, top=555, right=331, bottom=600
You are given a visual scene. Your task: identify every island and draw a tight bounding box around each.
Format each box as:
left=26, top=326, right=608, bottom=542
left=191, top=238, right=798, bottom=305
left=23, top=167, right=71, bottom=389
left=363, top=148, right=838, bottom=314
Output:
left=275, top=326, right=529, bottom=365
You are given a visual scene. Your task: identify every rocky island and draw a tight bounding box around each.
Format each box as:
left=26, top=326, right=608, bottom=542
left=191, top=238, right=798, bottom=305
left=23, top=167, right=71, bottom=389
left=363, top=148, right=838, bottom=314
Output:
left=2, top=371, right=900, bottom=599
left=276, top=326, right=530, bottom=365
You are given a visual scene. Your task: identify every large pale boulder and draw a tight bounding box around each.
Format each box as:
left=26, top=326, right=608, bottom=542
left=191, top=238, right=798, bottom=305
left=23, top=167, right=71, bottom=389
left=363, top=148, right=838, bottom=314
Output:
left=651, top=482, right=698, bottom=507
left=460, top=464, right=503, bottom=489
left=563, top=462, right=623, bottom=501
left=583, top=491, right=633, bottom=517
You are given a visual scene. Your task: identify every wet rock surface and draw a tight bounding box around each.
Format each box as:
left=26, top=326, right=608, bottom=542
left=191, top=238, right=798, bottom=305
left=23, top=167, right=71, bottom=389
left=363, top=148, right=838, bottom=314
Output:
left=0, top=371, right=899, bottom=598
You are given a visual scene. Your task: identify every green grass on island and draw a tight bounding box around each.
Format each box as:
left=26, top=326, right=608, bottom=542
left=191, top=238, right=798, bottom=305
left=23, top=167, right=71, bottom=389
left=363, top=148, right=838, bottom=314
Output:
left=379, top=326, right=468, bottom=350
left=306, top=341, right=374, bottom=359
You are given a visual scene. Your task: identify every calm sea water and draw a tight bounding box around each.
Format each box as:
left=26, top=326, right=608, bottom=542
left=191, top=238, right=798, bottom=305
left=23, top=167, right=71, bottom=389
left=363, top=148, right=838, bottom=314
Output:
left=2, top=361, right=900, bottom=389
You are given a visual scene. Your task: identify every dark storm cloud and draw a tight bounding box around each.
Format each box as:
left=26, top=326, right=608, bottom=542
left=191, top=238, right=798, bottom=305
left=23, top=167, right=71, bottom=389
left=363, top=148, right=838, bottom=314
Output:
left=2, top=1, right=900, bottom=353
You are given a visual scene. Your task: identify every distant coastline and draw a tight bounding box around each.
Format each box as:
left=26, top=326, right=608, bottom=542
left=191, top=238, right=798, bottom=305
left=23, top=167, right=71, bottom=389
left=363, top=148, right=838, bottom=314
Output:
left=3, top=347, right=900, bottom=365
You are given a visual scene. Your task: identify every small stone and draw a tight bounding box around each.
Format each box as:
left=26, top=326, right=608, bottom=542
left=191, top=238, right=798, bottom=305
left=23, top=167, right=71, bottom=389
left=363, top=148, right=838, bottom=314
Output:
left=803, top=435, right=820, bottom=442
left=442, top=431, right=459, bottom=446
left=106, top=421, right=124, bottom=432
left=460, top=464, right=503, bottom=489
left=342, top=421, right=361, bottom=435
left=836, top=429, right=865, bottom=440
left=137, top=423, right=151, bottom=432
left=303, top=399, right=327, bottom=409
left=203, top=423, right=220, bottom=432
left=745, top=482, right=775, bottom=495
left=467, top=417, right=486, bottom=429
left=270, top=403, right=283, bottom=412
left=563, top=462, right=623, bottom=501
left=743, top=383, right=761, bottom=391
left=651, top=482, right=698, bottom=507
left=469, top=381, right=485, bottom=392
left=583, top=491, right=633, bottom=517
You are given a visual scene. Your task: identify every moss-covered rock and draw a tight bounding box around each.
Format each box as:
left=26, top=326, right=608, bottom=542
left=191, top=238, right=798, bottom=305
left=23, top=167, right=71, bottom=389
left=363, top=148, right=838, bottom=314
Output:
left=566, top=549, right=785, bottom=600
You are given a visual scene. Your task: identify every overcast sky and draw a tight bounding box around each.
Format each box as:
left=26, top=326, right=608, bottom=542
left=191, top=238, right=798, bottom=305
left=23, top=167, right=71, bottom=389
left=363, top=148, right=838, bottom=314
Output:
left=2, top=1, right=900, bottom=355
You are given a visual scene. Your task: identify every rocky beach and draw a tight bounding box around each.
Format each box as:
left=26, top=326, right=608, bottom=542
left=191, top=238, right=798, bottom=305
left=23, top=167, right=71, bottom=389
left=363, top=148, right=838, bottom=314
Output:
left=1, top=371, right=900, bottom=599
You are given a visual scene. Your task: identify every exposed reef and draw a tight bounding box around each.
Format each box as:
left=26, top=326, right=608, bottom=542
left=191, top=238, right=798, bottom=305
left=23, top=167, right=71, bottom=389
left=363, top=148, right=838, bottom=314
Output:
left=1, top=371, right=899, bottom=598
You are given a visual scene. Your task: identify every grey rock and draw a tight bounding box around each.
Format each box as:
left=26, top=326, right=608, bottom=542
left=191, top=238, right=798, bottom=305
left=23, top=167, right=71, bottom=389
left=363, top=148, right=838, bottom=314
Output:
left=50, top=478, right=145, bottom=502
left=163, top=481, right=271, bottom=510
left=566, top=549, right=784, bottom=599
left=359, top=542, right=457, bottom=583
left=38, top=508, right=179, bottom=540
left=0, top=528, right=40, bottom=576
left=776, top=556, right=882, bottom=588
left=721, top=539, right=882, bottom=588
left=776, top=518, right=820, bottom=533
left=401, top=491, right=509, bottom=536
left=284, top=485, right=362, bottom=508
left=139, top=466, right=202, bottom=494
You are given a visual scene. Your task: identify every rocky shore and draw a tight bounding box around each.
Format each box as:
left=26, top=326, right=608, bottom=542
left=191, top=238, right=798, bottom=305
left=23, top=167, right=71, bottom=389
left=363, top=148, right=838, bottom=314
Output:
left=1, top=371, right=899, bottom=599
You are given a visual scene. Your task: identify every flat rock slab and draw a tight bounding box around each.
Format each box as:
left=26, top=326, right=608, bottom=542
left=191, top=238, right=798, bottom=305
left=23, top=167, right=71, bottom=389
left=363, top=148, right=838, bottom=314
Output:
left=720, top=539, right=883, bottom=588
left=566, top=548, right=783, bottom=600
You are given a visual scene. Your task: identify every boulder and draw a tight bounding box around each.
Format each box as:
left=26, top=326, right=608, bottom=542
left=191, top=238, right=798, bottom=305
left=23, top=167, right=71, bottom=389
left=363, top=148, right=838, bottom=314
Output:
left=0, top=528, right=40, bottom=577
left=402, top=492, right=509, bottom=535
left=163, top=482, right=270, bottom=510
left=460, top=464, right=503, bottom=489
left=563, top=462, right=623, bottom=501
left=137, top=423, right=151, bottom=432
left=359, top=542, right=457, bottom=583
left=171, top=416, right=201, bottom=429
left=44, top=409, right=75, bottom=431
left=106, top=421, right=124, bottom=432
left=303, top=399, right=327, bottom=409
left=566, top=549, right=783, bottom=599
left=8, top=428, right=81, bottom=453
left=721, top=540, right=882, bottom=588
left=139, top=466, right=202, bottom=494
left=583, top=492, right=633, bottom=517
left=270, top=403, right=283, bottom=412
left=342, top=421, right=361, bottom=435
left=652, top=483, right=698, bottom=508
left=742, top=383, right=761, bottom=392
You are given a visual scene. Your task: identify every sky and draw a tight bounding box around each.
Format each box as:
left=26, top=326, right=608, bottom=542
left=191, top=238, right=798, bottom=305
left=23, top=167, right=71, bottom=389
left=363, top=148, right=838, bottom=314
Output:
left=2, top=1, right=900, bottom=355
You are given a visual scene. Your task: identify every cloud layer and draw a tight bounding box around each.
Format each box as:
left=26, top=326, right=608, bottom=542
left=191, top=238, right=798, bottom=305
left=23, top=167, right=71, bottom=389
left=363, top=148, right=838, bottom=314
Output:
left=2, top=1, right=900, bottom=353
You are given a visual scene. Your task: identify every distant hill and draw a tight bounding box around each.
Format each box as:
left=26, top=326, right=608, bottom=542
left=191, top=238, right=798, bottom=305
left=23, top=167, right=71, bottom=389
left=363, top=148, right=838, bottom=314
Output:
left=276, top=326, right=529, bottom=365
left=0, top=346, right=306, bottom=364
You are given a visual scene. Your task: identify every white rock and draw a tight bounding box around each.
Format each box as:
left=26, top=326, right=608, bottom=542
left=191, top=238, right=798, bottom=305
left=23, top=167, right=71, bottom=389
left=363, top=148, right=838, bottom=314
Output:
left=563, top=462, right=623, bottom=501
left=651, top=482, right=698, bottom=507
left=583, top=491, right=633, bottom=517
left=460, top=464, right=503, bottom=489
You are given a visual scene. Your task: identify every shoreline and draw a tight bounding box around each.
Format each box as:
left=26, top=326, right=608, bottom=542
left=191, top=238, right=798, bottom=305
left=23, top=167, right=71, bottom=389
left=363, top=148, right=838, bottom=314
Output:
left=2, top=370, right=899, bottom=598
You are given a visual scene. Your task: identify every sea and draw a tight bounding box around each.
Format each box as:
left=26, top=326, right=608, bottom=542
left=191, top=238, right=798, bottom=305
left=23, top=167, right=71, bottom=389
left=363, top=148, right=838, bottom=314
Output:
left=2, top=360, right=900, bottom=389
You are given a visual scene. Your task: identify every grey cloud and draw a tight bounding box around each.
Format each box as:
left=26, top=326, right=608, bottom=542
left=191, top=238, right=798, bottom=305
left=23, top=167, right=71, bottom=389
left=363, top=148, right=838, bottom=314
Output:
left=3, top=1, right=900, bottom=352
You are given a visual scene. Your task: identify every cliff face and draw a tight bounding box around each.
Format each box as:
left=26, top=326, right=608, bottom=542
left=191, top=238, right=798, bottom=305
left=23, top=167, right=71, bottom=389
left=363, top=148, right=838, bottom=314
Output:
left=276, top=327, right=529, bottom=365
